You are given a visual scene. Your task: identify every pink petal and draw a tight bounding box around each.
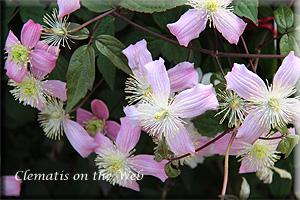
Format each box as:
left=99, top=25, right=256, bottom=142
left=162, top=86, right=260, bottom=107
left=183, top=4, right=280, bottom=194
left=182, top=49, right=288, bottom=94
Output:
left=5, top=30, right=20, bottom=51
left=225, top=63, right=268, bottom=100
left=129, top=155, right=168, bottom=182
left=121, top=179, right=140, bottom=191
left=122, top=39, right=152, bottom=78
left=35, top=41, right=60, bottom=56
left=166, top=124, right=195, bottom=155
left=5, top=59, right=27, bottom=83
left=116, top=117, right=142, bottom=155
left=192, top=136, right=212, bottom=157
left=286, top=98, right=300, bottom=128
left=273, top=51, right=300, bottom=94
left=91, top=99, right=109, bottom=120
left=94, top=131, right=115, bottom=153
left=144, top=58, right=170, bottom=98
left=167, top=9, right=207, bottom=47
left=123, top=106, right=141, bottom=128
left=239, top=159, right=257, bottom=173
left=76, top=108, right=94, bottom=126
left=212, top=133, right=244, bottom=155
left=213, top=9, right=247, bottom=45
left=168, top=62, right=198, bottom=92
left=21, top=19, right=42, bottom=49
left=236, top=114, right=267, bottom=144
left=31, top=49, right=57, bottom=74
left=63, top=118, right=98, bottom=158
left=105, top=120, right=121, bottom=141
left=2, top=176, right=22, bottom=196
left=42, top=80, right=67, bottom=101
left=173, top=84, right=219, bottom=118
left=57, top=0, right=81, bottom=19
left=30, top=67, right=48, bottom=79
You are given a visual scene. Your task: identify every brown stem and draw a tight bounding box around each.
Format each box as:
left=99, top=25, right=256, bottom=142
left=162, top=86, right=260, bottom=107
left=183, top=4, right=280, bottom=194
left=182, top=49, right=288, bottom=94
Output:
left=214, top=56, right=225, bottom=78
left=241, top=36, right=256, bottom=73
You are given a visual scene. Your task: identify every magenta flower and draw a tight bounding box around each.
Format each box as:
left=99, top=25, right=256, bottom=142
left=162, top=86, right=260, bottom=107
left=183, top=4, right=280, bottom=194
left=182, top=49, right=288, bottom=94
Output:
left=123, top=39, right=199, bottom=104
left=94, top=117, right=168, bottom=191
left=1, top=176, right=22, bottom=196
left=5, top=20, right=58, bottom=83
left=124, top=58, right=218, bottom=155
left=167, top=0, right=247, bottom=46
left=225, top=51, right=300, bottom=143
left=8, top=42, right=66, bottom=111
left=77, top=99, right=121, bottom=141
left=57, top=0, right=80, bottom=19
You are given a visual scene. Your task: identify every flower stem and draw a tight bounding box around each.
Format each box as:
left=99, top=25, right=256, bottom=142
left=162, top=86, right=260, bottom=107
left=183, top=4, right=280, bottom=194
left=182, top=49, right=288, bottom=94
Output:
left=241, top=36, right=256, bottom=73
left=221, top=130, right=237, bottom=200
left=68, top=7, right=119, bottom=34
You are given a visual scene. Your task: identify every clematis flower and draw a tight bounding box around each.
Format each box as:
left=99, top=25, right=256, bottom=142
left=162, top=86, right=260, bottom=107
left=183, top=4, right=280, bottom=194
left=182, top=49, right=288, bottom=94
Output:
left=225, top=51, right=300, bottom=143
left=57, top=0, right=80, bottom=19
left=77, top=99, right=121, bottom=141
left=123, top=39, right=198, bottom=104
left=94, top=117, right=168, bottom=191
left=124, top=58, right=218, bottom=155
left=212, top=130, right=284, bottom=173
left=167, top=0, right=247, bottom=46
left=1, top=176, right=22, bottom=196
left=38, top=98, right=98, bottom=157
left=8, top=42, right=66, bottom=111
left=4, top=20, right=57, bottom=83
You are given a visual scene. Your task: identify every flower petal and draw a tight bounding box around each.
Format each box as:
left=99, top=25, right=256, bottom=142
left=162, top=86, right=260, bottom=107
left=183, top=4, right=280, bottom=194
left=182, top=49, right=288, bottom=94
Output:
left=63, top=118, right=98, bottom=158
left=286, top=98, right=300, bottom=128
left=167, top=9, right=207, bottom=47
left=35, top=41, right=60, bottom=56
left=76, top=108, right=94, bottom=126
left=31, top=49, right=57, bottom=74
left=94, top=131, right=115, bottom=154
left=273, top=51, right=300, bottom=93
left=42, top=80, right=67, bottom=101
left=57, top=0, right=81, bottom=19
left=5, top=30, right=20, bottom=51
left=5, top=59, right=27, bottom=83
left=105, top=120, right=121, bottom=141
left=173, top=84, right=218, bottom=118
left=116, top=117, right=142, bottom=154
left=2, top=176, right=22, bottom=196
left=166, top=124, right=195, bottom=155
left=122, top=39, right=152, bottom=78
left=21, top=19, right=42, bottom=49
left=91, top=99, right=109, bottom=120
left=236, top=114, right=267, bottom=144
left=213, top=9, right=247, bottom=44
left=129, top=155, right=168, bottom=182
left=225, top=63, right=268, bottom=101
left=123, top=105, right=141, bottom=128
left=145, top=58, right=170, bottom=98
left=212, top=133, right=244, bottom=155
left=167, top=62, right=198, bottom=92
left=121, top=179, right=140, bottom=191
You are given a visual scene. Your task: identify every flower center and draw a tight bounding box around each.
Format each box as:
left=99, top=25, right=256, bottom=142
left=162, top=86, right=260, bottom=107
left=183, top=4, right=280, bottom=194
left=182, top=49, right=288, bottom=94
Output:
left=85, top=119, right=105, bottom=135
left=268, top=97, right=280, bottom=111
left=45, top=27, right=67, bottom=37
left=229, top=97, right=241, bottom=111
left=8, top=43, right=30, bottom=65
left=187, top=0, right=220, bottom=11
left=252, top=143, right=268, bottom=159
left=154, top=108, right=169, bottom=120
left=204, top=0, right=219, bottom=12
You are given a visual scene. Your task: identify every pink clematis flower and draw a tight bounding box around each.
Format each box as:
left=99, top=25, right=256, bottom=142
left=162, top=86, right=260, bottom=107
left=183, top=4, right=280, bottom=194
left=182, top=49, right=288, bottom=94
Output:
left=1, top=176, right=22, bottom=196
left=5, top=20, right=58, bottom=83
left=8, top=42, right=66, bottom=111
left=212, top=130, right=286, bottom=173
left=77, top=99, right=121, bottom=141
left=167, top=0, right=247, bottom=47
left=225, top=51, right=300, bottom=143
left=124, top=58, right=218, bottom=155
left=39, top=98, right=98, bottom=158
left=94, top=117, right=168, bottom=191
left=57, top=0, right=81, bottom=19
left=123, top=39, right=199, bottom=104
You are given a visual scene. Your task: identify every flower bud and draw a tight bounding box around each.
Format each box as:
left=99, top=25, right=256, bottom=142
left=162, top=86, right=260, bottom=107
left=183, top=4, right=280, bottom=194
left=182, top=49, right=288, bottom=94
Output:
left=239, top=177, right=250, bottom=200
left=276, top=139, right=290, bottom=154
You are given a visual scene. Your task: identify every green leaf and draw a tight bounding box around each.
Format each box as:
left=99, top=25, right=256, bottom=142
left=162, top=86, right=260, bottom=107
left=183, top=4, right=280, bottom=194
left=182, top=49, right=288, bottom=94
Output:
left=152, top=6, right=184, bottom=31
left=80, top=0, right=120, bottom=13
left=274, top=4, right=294, bottom=32
left=48, top=55, right=68, bottom=81
left=232, top=0, right=258, bottom=25
left=67, top=23, right=90, bottom=40
left=97, top=53, right=116, bottom=90
left=20, top=5, right=47, bottom=25
left=164, top=162, right=181, bottom=178
left=279, top=34, right=300, bottom=55
left=93, top=15, right=115, bottom=36
left=65, top=45, right=95, bottom=112
left=161, top=41, right=189, bottom=64
left=95, top=35, right=131, bottom=74
left=192, top=110, right=227, bottom=138
left=119, top=0, right=186, bottom=13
